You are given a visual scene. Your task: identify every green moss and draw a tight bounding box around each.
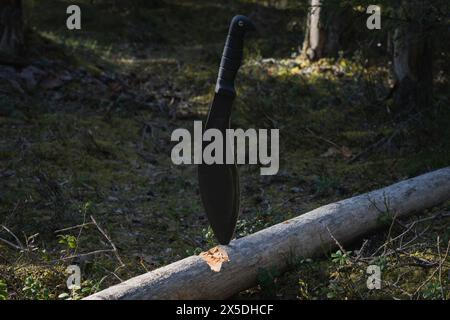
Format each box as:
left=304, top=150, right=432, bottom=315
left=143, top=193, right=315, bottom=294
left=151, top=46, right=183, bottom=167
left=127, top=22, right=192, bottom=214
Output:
left=0, top=265, right=66, bottom=300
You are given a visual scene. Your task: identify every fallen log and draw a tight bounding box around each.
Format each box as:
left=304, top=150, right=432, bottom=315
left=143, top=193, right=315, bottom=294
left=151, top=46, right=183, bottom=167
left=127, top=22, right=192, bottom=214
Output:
left=85, top=167, right=450, bottom=300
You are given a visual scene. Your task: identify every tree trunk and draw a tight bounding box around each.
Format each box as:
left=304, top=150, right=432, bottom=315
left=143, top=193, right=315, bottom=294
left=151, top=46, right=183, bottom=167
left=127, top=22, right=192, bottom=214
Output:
left=301, top=0, right=347, bottom=61
left=85, top=167, right=450, bottom=300
left=392, top=2, right=433, bottom=110
left=0, top=0, right=23, bottom=58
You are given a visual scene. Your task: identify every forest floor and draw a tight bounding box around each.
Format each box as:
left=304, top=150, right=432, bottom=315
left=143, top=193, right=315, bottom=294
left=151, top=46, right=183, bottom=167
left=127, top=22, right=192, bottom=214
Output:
left=1, top=0, right=449, bottom=300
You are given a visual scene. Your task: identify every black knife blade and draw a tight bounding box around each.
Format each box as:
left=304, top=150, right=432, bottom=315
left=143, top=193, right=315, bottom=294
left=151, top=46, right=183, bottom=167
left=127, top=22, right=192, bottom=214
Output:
left=198, top=15, right=255, bottom=245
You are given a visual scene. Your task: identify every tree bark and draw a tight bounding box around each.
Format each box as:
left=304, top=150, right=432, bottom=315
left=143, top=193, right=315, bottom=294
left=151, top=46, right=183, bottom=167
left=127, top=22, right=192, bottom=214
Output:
left=85, top=167, right=450, bottom=300
left=392, top=2, right=433, bottom=110
left=301, top=0, right=347, bottom=61
left=0, top=0, right=23, bottom=58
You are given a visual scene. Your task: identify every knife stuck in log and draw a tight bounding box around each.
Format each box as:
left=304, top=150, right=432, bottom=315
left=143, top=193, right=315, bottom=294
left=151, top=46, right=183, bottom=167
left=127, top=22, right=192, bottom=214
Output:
left=198, top=15, right=255, bottom=245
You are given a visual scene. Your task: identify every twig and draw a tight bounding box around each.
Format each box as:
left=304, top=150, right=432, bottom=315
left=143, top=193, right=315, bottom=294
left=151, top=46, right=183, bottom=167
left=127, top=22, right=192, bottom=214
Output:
left=73, top=207, right=89, bottom=257
left=349, top=129, right=400, bottom=163
left=413, top=240, right=450, bottom=299
left=305, top=127, right=341, bottom=149
left=0, top=237, right=22, bottom=251
left=436, top=236, right=445, bottom=300
left=326, top=226, right=348, bottom=256
left=54, top=222, right=94, bottom=233
left=399, top=225, right=430, bottom=251
left=97, top=265, right=124, bottom=283
left=90, top=215, right=124, bottom=267
left=382, top=211, right=399, bottom=257
left=59, top=249, right=115, bottom=261
left=1, top=225, right=24, bottom=250
left=354, top=239, right=369, bottom=263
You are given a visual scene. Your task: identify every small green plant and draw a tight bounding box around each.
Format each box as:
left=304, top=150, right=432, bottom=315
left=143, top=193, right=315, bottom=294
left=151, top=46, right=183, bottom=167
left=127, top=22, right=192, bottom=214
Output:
left=58, top=234, right=78, bottom=250
left=82, top=201, right=93, bottom=213
left=186, top=247, right=203, bottom=256
left=372, top=256, right=388, bottom=271
left=235, top=216, right=270, bottom=238
left=80, top=279, right=101, bottom=297
left=58, top=289, right=78, bottom=300
left=297, top=279, right=311, bottom=299
left=22, top=276, right=50, bottom=300
left=421, top=281, right=442, bottom=300
left=202, top=226, right=216, bottom=247
left=372, top=194, right=394, bottom=226
left=331, top=250, right=352, bottom=266
left=58, top=286, right=82, bottom=300
left=58, top=279, right=101, bottom=300
left=0, top=279, right=8, bottom=300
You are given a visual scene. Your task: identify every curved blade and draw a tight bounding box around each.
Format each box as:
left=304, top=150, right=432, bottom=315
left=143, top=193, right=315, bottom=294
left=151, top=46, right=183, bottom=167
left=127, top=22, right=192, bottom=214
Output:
left=198, top=15, right=254, bottom=245
left=198, top=163, right=239, bottom=245
left=198, top=94, right=241, bottom=245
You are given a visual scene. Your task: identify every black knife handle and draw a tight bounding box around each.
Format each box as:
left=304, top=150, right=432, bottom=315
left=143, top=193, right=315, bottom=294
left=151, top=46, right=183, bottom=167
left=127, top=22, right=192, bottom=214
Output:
left=216, top=15, right=255, bottom=96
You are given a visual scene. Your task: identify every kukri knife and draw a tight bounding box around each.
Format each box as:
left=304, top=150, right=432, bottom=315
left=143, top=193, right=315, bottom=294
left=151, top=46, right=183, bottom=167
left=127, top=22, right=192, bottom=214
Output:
left=198, top=15, right=255, bottom=245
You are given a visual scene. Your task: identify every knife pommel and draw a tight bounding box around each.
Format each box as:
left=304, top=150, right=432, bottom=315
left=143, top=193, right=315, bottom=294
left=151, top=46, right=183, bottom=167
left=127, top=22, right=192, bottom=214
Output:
left=228, top=15, right=256, bottom=36
left=216, top=15, right=255, bottom=95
